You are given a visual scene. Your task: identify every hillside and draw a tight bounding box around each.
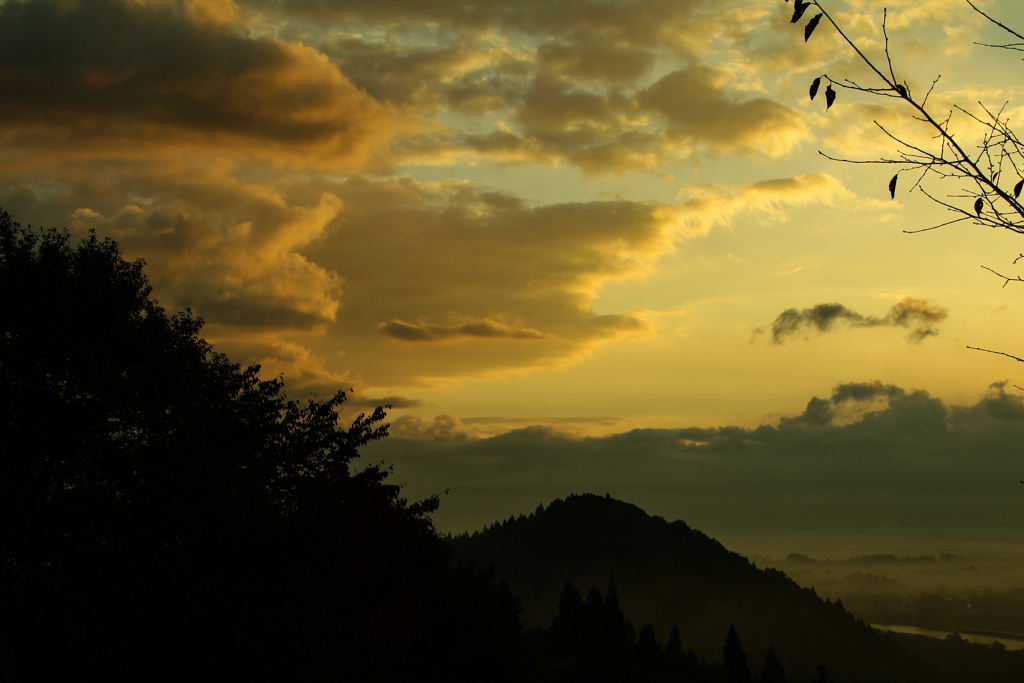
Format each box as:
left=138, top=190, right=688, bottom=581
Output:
left=452, top=494, right=1023, bottom=683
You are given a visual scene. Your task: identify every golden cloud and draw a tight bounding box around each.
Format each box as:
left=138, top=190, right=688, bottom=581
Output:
left=249, top=0, right=714, bottom=54
left=54, top=162, right=346, bottom=331
left=381, top=66, right=809, bottom=173
left=0, top=0, right=892, bottom=393
left=0, top=0, right=824, bottom=179
left=0, top=0, right=402, bottom=168
left=638, top=65, right=807, bottom=157
left=3, top=165, right=856, bottom=389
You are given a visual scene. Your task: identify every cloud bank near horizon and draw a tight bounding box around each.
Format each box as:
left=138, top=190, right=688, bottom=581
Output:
left=367, top=381, right=1024, bottom=535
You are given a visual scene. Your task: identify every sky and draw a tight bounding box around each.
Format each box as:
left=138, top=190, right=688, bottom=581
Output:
left=4, top=0, right=1024, bottom=560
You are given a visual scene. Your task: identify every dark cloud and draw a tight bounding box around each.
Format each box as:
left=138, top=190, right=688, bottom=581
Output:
left=380, top=319, right=553, bottom=342
left=323, top=38, right=529, bottom=115
left=949, top=382, right=1024, bottom=426
left=760, top=296, right=949, bottom=344
left=831, top=381, right=906, bottom=404
left=637, top=65, right=803, bottom=156
left=767, top=303, right=863, bottom=340
left=778, top=396, right=834, bottom=427
left=365, top=382, right=1024, bottom=537
left=536, top=38, right=657, bottom=84
left=346, top=395, right=423, bottom=409
left=888, top=297, right=949, bottom=341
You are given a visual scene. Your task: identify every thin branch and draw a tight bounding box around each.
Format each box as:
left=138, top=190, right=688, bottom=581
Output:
left=967, top=346, right=1024, bottom=363
left=903, top=216, right=971, bottom=233
left=922, top=75, right=941, bottom=108
left=981, top=264, right=1024, bottom=287
left=811, top=1, right=1024, bottom=226
left=967, top=0, right=1024, bottom=44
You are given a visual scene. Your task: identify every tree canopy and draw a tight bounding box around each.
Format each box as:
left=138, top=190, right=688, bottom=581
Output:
left=0, top=210, right=520, bottom=680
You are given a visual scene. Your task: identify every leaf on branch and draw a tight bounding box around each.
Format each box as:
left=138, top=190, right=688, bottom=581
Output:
left=974, top=197, right=984, bottom=215
left=825, top=84, right=836, bottom=111
left=809, top=77, right=821, bottom=101
left=805, top=13, right=823, bottom=41
left=889, top=173, right=898, bottom=199
left=792, top=0, right=810, bottom=23
left=1014, top=179, right=1023, bottom=199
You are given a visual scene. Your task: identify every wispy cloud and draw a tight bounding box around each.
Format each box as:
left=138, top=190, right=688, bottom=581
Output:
left=757, top=296, right=949, bottom=344
left=380, top=318, right=553, bottom=342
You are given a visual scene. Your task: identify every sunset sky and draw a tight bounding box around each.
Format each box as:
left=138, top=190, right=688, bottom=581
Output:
left=6, top=0, right=1024, bottom=554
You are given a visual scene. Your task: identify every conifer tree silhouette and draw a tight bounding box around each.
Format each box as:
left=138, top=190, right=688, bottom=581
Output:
left=636, top=622, right=662, bottom=672
left=665, top=624, right=685, bottom=676
left=722, top=624, right=752, bottom=683
left=760, top=645, right=788, bottom=683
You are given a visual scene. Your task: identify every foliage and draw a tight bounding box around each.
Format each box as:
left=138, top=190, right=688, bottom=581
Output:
left=0, top=210, right=520, bottom=680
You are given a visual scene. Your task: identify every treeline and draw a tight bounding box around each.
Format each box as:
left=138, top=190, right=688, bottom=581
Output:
left=887, top=630, right=1024, bottom=683
left=515, top=577, right=1024, bottom=683
left=518, top=579, right=800, bottom=683
left=453, top=495, right=1024, bottom=683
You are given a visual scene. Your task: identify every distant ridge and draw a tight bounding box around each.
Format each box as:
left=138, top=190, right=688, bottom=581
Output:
left=452, top=493, right=957, bottom=683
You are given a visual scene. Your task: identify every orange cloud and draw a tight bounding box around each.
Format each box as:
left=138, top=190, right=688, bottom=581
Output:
left=0, top=0, right=402, bottom=168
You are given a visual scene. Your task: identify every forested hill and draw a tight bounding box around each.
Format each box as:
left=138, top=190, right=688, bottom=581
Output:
left=452, top=494, right=1004, bottom=683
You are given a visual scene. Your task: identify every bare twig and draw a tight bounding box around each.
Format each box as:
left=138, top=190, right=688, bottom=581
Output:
left=967, top=346, right=1024, bottom=363
left=981, top=265, right=1024, bottom=287
left=967, top=0, right=1024, bottom=44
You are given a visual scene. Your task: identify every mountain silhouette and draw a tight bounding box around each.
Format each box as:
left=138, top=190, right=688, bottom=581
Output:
left=452, top=493, right=1008, bottom=683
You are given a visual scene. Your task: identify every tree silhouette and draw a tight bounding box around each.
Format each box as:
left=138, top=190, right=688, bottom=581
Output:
left=722, top=624, right=752, bottom=683
left=760, top=645, right=788, bottom=683
left=552, top=580, right=588, bottom=655
left=0, top=211, right=520, bottom=680
left=636, top=622, right=662, bottom=672
left=665, top=624, right=686, bottom=677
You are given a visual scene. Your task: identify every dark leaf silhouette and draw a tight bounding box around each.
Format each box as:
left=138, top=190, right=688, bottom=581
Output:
left=1014, top=179, right=1023, bottom=199
left=791, top=0, right=810, bottom=24
left=889, top=173, right=898, bottom=199
left=825, top=84, right=836, bottom=111
left=809, top=77, right=821, bottom=101
left=0, top=209, right=523, bottom=681
left=804, top=13, right=823, bottom=41
left=975, top=197, right=984, bottom=215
